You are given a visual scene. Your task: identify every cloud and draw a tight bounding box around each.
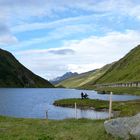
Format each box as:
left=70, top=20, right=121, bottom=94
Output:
left=0, top=34, right=18, bottom=45
left=0, top=23, right=9, bottom=35
left=0, top=0, right=97, bottom=21
left=62, top=30, right=140, bottom=63
left=11, top=14, right=98, bottom=33
left=67, top=64, right=104, bottom=73
left=17, top=48, right=75, bottom=55
left=1, top=0, right=140, bottom=47
left=1, top=0, right=140, bottom=79
left=15, top=30, right=140, bottom=79
left=48, top=49, right=75, bottom=55
left=1, top=0, right=140, bottom=23
left=11, top=23, right=94, bottom=48
left=0, top=23, right=18, bottom=45
left=9, top=0, right=140, bottom=34
left=129, top=5, right=140, bottom=19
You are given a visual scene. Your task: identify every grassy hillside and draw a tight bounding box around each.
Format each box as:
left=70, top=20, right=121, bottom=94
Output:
left=57, top=45, right=140, bottom=93
left=57, top=63, right=112, bottom=89
left=95, top=45, right=140, bottom=84
left=0, top=48, right=54, bottom=88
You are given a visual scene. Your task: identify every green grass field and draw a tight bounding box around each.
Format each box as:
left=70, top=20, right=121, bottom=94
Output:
left=0, top=116, right=122, bottom=140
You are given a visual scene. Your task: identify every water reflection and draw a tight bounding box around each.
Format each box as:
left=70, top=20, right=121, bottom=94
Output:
left=0, top=88, right=139, bottom=120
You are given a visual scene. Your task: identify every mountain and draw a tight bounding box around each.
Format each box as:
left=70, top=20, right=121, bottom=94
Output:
left=56, top=63, right=112, bottom=89
left=0, top=48, right=54, bottom=88
left=95, top=45, right=140, bottom=84
left=57, top=44, right=140, bottom=89
left=50, top=72, right=78, bottom=85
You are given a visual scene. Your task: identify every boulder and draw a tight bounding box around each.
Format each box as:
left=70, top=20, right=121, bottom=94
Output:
left=104, top=113, right=140, bottom=140
left=130, top=123, right=140, bottom=139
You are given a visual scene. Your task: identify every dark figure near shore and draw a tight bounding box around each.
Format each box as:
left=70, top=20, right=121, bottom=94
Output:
left=84, top=93, right=88, bottom=99
left=81, top=92, right=84, bottom=99
left=81, top=92, right=88, bottom=99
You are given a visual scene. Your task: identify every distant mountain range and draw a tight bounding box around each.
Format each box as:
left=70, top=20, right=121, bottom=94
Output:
left=0, top=48, right=54, bottom=88
left=50, top=72, right=78, bottom=85
left=56, top=45, right=140, bottom=89
left=56, top=65, right=112, bottom=89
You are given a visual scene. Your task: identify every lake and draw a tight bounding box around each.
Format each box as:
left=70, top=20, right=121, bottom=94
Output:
left=0, top=88, right=140, bottom=120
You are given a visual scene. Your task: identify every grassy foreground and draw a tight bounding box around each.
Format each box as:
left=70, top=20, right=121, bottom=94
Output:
left=0, top=116, right=120, bottom=140
left=54, top=98, right=140, bottom=117
left=1, top=99, right=140, bottom=140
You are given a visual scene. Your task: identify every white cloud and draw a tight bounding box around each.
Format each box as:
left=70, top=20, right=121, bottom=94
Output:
left=11, top=14, right=97, bottom=33
left=0, top=21, right=18, bottom=45
left=1, top=0, right=140, bottom=79
left=0, top=0, right=98, bottom=23
left=0, top=0, right=140, bottom=47
left=129, top=5, right=140, bottom=19
left=64, top=30, right=140, bottom=59
left=15, top=30, right=140, bottom=79
left=11, top=23, right=94, bottom=48
left=0, top=34, right=18, bottom=45
left=67, top=64, right=104, bottom=73
left=2, top=0, right=139, bottom=49
left=1, top=0, right=140, bottom=26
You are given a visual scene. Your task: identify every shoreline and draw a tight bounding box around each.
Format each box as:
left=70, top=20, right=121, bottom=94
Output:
left=53, top=98, right=140, bottom=117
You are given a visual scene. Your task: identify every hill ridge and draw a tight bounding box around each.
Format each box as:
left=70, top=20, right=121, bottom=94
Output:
left=0, top=48, right=54, bottom=88
left=57, top=44, right=140, bottom=89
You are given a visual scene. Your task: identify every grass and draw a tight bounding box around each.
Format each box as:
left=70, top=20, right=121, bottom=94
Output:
left=0, top=116, right=121, bottom=140
left=77, top=86, right=140, bottom=95
left=54, top=98, right=140, bottom=117
left=94, top=87, right=140, bottom=95
left=1, top=98, right=139, bottom=140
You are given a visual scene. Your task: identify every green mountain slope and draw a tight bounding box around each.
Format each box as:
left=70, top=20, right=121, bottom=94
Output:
left=57, top=63, right=112, bottom=89
left=95, top=45, right=140, bottom=84
left=57, top=45, right=140, bottom=89
left=0, top=48, right=54, bottom=88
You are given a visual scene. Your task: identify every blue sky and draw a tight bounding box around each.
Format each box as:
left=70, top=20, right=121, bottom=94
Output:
left=0, top=0, right=140, bottom=79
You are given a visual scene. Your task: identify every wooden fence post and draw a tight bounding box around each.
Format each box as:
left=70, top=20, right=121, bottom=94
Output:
left=75, top=102, right=77, bottom=119
left=109, top=92, right=113, bottom=120
left=46, top=111, right=48, bottom=119
left=46, top=105, right=48, bottom=119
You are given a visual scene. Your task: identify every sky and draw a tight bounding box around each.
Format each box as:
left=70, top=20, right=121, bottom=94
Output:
left=0, top=0, right=140, bottom=80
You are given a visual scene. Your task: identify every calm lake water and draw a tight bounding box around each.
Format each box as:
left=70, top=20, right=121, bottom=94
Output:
left=0, top=88, right=140, bottom=120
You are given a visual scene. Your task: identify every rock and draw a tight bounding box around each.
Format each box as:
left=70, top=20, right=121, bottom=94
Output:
left=130, top=121, right=140, bottom=139
left=104, top=113, right=140, bottom=140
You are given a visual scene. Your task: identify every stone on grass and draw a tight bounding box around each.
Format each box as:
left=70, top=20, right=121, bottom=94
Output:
left=104, top=113, right=140, bottom=140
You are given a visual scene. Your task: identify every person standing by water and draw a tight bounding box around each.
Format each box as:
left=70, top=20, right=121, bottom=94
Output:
left=84, top=93, right=88, bottom=99
left=81, top=92, right=89, bottom=99
left=81, top=92, right=84, bottom=99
